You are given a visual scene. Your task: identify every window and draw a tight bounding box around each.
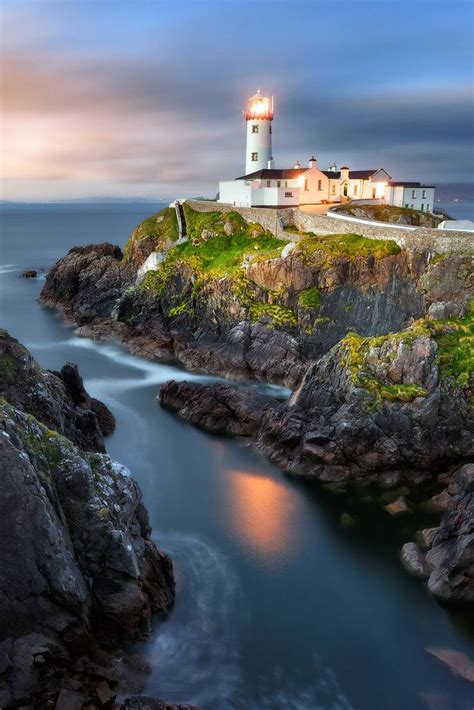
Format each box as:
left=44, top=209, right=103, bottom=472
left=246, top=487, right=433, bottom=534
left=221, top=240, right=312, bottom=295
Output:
left=252, top=125, right=259, bottom=134
left=422, top=190, right=426, bottom=198
left=304, top=179, right=309, bottom=191
left=284, top=180, right=288, bottom=187
left=411, top=190, right=416, bottom=198
left=266, top=180, right=271, bottom=187
left=277, top=180, right=281, bottom=187
left=354, top=185, right=358, bottom=196
left=269, top=125, right=272, bottom=134
left=318, top=180, right=322, bottom=191
left=404, top=203, right=409, bottom=208
left=285, top=192, right=293, bottom=197
left=331, top=184, right=336, bottom=195
left=251, top=152, right=258, bottom=161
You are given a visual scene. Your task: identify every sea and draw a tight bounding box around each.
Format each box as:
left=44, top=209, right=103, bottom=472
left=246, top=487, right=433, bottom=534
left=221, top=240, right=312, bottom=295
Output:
left=0, top=189, right=473, bottom=709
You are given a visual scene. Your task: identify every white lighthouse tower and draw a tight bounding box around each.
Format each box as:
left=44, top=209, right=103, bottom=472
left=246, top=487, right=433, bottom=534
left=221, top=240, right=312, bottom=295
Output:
left=244, top=89, right=274, bottom=174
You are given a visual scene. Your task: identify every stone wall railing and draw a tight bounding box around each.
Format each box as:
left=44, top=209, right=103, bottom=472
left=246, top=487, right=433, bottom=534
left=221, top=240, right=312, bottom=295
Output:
left=326, top=208, right=418, bottom=231
left=186, top=200, right=474, bottom=254
left=186, top=200, right=294, bottom=238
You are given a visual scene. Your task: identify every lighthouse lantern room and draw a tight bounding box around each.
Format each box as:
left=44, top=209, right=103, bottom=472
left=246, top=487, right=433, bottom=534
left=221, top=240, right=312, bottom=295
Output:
left=244, top=89, right=273, bottom=174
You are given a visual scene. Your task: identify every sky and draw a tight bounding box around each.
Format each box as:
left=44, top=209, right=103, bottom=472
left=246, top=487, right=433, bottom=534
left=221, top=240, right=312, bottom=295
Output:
left=1, top=0, right=473, bottom=201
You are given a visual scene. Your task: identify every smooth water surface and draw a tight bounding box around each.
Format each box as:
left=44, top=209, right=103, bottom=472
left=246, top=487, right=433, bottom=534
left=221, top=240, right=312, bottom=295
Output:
left=0, top=203, right=473, bottom=710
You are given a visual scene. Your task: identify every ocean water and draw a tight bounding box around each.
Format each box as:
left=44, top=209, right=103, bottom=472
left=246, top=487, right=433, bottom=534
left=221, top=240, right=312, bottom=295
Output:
left=0, top=203, right=473, bottom=710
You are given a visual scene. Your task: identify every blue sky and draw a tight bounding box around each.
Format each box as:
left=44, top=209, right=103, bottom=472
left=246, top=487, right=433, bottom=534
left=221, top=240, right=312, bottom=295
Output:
left=1, top=0, right=473, bottom=200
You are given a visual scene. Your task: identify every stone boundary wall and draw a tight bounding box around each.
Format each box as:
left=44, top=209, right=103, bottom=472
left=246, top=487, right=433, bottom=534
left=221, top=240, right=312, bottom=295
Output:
left=186, top=200, right=474, bottom=254
left=186, top=200, right=294, bottom=236
left=293, top=211, right=474, bottom=254
left=326, top=208, right=418, bottom=231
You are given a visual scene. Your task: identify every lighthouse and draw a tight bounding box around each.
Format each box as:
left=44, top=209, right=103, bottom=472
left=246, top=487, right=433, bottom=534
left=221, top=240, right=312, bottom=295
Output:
left=244, top=89, right=274, bottom=174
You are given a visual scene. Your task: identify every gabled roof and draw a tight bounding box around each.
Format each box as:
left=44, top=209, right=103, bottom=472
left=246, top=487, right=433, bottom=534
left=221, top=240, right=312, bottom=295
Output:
left=349, top=169, right=380, bottom=179
left=236, top=167, right=392, bottom=182
left=235, top=168, right=307, bottom=180
left=322, top=169, right=387, bottom=180
left=388, top=181, right=435, bottom=188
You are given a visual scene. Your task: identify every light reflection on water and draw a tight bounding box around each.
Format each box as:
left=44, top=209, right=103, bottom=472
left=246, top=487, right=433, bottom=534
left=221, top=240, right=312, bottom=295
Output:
left=225, top=469, right=297, bottom=563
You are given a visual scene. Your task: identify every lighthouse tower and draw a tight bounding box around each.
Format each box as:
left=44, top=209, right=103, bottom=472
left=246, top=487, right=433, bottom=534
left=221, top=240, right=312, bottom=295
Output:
left=244, top=89, right=274, bottom=174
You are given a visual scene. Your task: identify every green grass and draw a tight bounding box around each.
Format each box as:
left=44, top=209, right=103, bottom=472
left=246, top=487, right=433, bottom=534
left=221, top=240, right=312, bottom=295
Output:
left=298, top=286, right=322, bottom=309
left=139, top=207, right=287, bottom=297
left=172, top=230, right=283, bottom=277
left=435, top=311, right=474, bottom=388
left=339, top=307, right=473, bottom=403
left=183, top=205, right=248, bottom=239
left=122, top=207, right=179, bottom=263
left=293, top=232, right=401, bottom=263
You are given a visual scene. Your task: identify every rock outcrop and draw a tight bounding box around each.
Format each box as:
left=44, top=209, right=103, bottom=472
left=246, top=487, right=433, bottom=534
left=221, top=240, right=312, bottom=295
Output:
left=40, top=205, right=473, bottom=388
left=159, top=322, right=473, bottom=484
left=0, top=330, right=114, bottom=452
left=401, top=464, right=474, bottom=605
left=40, top=242, right=133, bottom=325
left=0, top=333, right=176, bottom=708
left=160, top=380, right=279, bottom=436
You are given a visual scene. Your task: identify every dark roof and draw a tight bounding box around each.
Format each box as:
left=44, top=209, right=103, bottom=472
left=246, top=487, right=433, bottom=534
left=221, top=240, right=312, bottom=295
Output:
left=235, top=168, right=307, bottom=180
left=321, top=169, right=384, bottom=180
left=388, top=181, right=435, bottom=188
left=349, top=169, right=379, bottom=179
left=236, top=167, right=392, bottom=182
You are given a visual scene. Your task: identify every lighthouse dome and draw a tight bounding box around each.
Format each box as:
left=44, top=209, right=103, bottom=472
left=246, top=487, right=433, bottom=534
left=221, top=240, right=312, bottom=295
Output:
left=244, top=89, right=273, bottom=120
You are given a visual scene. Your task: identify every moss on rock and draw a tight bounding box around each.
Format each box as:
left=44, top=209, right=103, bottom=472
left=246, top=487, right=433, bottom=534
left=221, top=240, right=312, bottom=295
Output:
left=294, top=231, right=401, bottom=263
left=298, top=286, right=322, bottom=309
left=122, top=207, right=179, bottom=264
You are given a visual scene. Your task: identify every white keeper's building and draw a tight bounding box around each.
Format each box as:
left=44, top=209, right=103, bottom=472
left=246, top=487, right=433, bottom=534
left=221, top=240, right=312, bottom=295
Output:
left=218, top=89, right=435, bottom=212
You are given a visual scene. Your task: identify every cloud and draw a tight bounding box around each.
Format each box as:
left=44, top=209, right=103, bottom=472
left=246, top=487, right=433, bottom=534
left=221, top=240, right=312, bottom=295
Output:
left=1, top=0, right=473, bottom=199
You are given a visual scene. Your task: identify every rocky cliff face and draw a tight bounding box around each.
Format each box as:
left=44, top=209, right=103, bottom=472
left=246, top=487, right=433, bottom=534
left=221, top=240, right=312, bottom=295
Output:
left=40, top=206, right=473, bottom=388
left=160, top=314, right=473, bottom=484
left=401, top=464, right=474, bottom=605
left=0, top=332, right=176, bottom=708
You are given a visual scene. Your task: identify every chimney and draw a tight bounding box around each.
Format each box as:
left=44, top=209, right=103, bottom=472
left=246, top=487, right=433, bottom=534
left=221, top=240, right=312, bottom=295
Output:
left=294, top=160, right=301, bottom=169
left=309, top=156, right=317, bottom=168
left=267, top=157, right=275, bottom=169
left=341, top=166, right=350, bottom=180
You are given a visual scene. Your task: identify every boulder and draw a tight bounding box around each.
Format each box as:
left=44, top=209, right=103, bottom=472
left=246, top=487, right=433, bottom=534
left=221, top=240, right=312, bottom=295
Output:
left=159, top=380, right=279, bottom=436
left=400, top=543, right=430, bottom=578
left=384, top=496, right=410, bottom=517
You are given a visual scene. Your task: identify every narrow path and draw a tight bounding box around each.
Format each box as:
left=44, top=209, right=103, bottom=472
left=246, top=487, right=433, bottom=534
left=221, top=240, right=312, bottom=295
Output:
left=175, top=202, right=188, bottom=243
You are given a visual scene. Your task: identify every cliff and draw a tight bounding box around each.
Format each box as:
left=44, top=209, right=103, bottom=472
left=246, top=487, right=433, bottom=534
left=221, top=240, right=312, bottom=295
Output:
left=160, top=309, right=473, bottom=483
left=40, top=204, right=473, bottom=388
left=0, top=333, right=178, bottom=708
